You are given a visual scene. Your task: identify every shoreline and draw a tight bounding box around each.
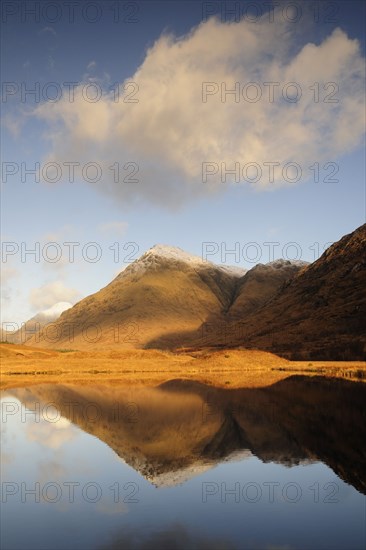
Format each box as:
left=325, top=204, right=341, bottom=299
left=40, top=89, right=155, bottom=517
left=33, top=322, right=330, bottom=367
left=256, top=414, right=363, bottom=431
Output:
left=1, top=344, right=365, bottom=390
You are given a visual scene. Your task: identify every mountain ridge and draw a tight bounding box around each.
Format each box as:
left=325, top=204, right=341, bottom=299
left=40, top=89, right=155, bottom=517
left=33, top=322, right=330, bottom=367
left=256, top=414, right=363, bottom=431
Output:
left=26, top=246, right=306, bottom=350
left=25, top=224, right=365, bottom=359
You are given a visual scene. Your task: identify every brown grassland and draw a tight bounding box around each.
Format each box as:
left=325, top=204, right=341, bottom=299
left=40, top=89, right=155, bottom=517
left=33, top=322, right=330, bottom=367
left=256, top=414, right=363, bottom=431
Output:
left=1, top=343, right=365, bottom=390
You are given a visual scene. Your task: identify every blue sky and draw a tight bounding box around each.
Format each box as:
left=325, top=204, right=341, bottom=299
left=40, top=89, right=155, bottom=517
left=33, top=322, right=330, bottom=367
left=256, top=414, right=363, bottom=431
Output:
left=1, top=0, right=365, bottom=325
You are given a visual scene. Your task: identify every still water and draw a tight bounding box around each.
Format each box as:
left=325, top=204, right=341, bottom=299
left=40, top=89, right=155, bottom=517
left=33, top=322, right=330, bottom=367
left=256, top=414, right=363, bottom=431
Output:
left=1, top=376, right=365, bottom=549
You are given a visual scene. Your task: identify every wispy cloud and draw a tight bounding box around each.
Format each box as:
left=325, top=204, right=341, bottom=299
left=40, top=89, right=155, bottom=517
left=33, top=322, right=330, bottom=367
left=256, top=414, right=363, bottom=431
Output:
left=97, top=221, right=128, bottom=235
left=39, top=26, right=57, bottom=37
left=2, top=114, right=23, bottom=138
left=1, top=265, right=20, bottom=320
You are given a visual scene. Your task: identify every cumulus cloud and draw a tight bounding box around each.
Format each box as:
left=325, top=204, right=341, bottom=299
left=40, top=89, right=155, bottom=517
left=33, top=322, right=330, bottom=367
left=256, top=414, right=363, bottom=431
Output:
left=29, top=281, right=81, bottom=310
left=34, top=13, right=365, bottom=206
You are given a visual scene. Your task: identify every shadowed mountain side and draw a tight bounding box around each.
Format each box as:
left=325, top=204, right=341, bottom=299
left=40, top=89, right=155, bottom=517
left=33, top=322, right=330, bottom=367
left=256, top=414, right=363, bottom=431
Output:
left=229, top=376, right=366, bottom=493
left=202, top=412, right=251, bottom=458
left=202, top=224, right=366, bottom=360
left=10, top=376, right=366, bottom=492
left=226, top=259, right=308, bottom=319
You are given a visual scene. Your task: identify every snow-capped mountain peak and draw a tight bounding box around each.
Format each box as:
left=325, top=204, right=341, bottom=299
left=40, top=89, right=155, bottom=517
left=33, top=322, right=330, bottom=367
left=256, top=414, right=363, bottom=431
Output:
left=119, top=244, right=248, bottom=279
left=119, top=244, right=209, bottom=278
left=143, top=244, right=206, bottom=265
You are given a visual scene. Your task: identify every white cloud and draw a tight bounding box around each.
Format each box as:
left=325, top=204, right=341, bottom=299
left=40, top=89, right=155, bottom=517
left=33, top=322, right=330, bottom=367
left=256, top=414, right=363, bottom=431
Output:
left=29, top=281, right=81, bottom=310
left=36, top=301, right=73, bottom=321
left=87, top=60, right=97, bottom=70
left=33, top=14, right=365, bottom=206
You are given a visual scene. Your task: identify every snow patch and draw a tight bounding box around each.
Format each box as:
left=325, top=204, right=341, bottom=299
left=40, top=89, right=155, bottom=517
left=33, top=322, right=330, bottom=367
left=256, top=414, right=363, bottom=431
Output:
left=217, top=265, right=247, bottom=278
left=116, top=244, right=306, bottom=280
left=144, top=244, right=206, bottom=264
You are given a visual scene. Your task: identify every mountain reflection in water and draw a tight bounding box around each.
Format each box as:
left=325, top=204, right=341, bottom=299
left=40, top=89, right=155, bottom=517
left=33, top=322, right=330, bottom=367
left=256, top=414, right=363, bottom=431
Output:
left=8, top=375, right=366, bottom=493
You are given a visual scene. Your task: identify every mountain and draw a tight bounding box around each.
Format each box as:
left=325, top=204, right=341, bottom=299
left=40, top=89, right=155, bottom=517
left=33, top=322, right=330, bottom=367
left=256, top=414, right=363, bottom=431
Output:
left=27, top=224, right=365, bottom=359
left=209, top=224, right=366, bottom=360
left=2, top=302, right=72, bottom=344
left=27, top=245, right=306, bottom=350
left=28, top=246, right=246, bottom=349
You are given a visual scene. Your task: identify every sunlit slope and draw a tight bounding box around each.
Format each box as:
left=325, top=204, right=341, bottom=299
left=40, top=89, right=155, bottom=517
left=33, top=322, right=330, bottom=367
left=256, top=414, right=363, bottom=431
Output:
left=28, top=246, right=243, bottom=349
left=27, top=225, right=365, bottom=358
left=28, top=244, right=307, bottom=350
